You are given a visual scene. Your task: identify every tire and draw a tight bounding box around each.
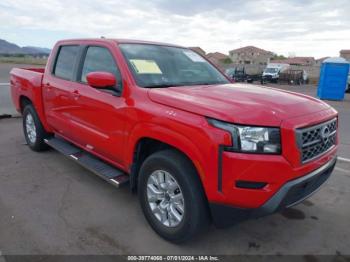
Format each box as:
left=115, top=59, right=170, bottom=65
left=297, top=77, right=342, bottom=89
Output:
left=138, top=149, right=210, bottom=243
left=23, top=104, right=51, bottom=151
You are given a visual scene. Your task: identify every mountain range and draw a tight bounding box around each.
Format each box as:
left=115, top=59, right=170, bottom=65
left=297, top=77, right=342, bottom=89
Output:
left=0, top=39, right=51, bottom=55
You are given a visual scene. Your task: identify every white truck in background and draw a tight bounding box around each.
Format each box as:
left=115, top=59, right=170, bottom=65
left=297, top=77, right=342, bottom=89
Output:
left=262, top=63, right=290, bottom=83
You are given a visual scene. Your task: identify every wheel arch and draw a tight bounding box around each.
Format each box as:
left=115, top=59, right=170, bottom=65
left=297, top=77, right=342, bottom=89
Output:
left=127, top=124, right=207, bottom=193
left=19, top=95, right=33, bottom=112
left=18, top=93, right=53, bottom=133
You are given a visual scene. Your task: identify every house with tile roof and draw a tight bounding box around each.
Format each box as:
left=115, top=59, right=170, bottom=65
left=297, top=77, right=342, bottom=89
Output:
left=206, top=52, right=230, bottom=66
left=340, top=50, right=350, bottom=61
left=229, top=46, right=274, bottom=65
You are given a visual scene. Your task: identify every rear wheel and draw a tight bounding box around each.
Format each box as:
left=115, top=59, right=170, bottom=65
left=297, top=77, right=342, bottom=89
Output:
left=23, top=105, right=51, bottom=151
left=138, top=149, right=210, bottom=243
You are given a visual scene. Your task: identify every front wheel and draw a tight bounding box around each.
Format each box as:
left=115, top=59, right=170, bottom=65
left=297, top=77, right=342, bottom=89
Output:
left=23, top=105, right=51, bottom=151
left=138, top=149, right=210, bottom=243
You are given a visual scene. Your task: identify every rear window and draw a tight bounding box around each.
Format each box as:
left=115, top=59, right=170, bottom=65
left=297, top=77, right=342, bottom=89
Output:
left=53, top=45, right=79, bottom=80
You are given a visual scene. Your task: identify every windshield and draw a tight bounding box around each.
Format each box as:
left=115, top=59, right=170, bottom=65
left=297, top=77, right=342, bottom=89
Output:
left=264, top=68, right=279, bottom=73
left=119, top=44, right=229, bottom=88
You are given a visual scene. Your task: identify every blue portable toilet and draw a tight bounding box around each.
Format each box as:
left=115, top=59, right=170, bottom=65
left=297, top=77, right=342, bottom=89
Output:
left=317, top=57, right=350, bottom=100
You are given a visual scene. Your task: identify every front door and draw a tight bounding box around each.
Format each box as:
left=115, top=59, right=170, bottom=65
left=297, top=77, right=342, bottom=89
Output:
left=67, top=45, right=127, bottom=165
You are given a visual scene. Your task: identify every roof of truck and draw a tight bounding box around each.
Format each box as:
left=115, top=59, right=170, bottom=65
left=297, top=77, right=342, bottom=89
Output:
left=56, top=38, right=185, bottom=48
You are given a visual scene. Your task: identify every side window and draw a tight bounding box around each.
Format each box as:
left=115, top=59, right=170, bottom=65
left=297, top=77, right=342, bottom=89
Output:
left=81, top=46, right=122, bottom=91
left=53, top=45, right=79, bottom=80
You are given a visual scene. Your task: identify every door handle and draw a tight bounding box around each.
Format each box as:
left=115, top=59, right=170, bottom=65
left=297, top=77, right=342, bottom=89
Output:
left=46, top=82, right=53, bottom=90
left=72, top=90, right=81, bottom=99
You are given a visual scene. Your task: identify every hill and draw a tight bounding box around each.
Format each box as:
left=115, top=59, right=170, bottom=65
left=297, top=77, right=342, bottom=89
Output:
left=0, top=39, right=51, bottom=55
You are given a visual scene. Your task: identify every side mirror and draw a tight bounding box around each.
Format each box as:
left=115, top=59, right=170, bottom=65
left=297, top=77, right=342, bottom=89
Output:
left=86, top=71, right=116, bottom=89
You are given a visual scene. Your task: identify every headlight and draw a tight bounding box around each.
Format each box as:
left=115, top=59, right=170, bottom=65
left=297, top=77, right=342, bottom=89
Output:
left=208, top=119, right=281, bottom=154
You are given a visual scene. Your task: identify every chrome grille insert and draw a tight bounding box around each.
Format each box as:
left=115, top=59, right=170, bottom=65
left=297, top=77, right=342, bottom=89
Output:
left=296, top=118, right=337, bottom=163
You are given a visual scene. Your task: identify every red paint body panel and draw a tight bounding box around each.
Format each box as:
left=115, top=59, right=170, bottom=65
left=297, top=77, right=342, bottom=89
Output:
left=10, top=67, right=52, bottom=132
left=10, top=38, right=338, bottom=210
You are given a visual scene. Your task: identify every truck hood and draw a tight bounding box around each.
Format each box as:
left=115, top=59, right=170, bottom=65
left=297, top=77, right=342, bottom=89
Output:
left=148, top=83, right=330, bottom=126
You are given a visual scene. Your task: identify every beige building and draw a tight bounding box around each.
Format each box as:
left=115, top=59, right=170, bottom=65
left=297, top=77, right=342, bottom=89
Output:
left=340, top=50, right=350, bottom=61
left=229, top=46, right=274, bottom=65
left=206, top=52, right=230, bottom=65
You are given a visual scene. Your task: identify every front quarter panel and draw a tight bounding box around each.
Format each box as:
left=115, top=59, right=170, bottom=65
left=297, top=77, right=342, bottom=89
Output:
left=125, top=100, right=231, bottom=201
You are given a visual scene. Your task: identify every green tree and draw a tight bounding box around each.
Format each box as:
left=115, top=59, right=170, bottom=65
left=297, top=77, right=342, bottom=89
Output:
left=222, top=57, right=233, bottom=64
left=271, top=54, right=287, bottom=60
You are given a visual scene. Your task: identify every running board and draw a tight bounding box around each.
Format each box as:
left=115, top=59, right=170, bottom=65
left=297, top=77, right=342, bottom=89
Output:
left=44, top=137, right=129, bottom=188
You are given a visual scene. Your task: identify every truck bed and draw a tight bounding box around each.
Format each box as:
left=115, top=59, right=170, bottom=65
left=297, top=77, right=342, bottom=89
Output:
left=10, top=67, right=45, bottom=113
left=10, top=67, right=45, bottom=80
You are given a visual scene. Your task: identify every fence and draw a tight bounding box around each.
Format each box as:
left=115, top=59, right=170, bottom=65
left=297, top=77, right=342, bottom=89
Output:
left=216, top=62, right=321, bottom=84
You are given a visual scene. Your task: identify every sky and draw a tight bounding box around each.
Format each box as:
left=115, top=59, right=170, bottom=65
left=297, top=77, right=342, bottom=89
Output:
left=0, top=0, right=349, bottom=58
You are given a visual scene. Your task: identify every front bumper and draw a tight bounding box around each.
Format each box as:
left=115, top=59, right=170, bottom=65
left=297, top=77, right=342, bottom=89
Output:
left=209, top=157, right=336, bottom=227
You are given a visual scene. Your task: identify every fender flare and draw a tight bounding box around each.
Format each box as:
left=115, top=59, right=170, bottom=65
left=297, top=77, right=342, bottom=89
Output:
left=126, top=122, right=207, bottom=183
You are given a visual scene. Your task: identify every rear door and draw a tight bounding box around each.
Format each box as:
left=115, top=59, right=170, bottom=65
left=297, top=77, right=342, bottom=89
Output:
left=42, top=45, right=80, bottom=136
left=67, top=45, right=128, bottom=165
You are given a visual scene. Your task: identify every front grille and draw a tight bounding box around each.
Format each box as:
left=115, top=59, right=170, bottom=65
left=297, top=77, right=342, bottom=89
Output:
left=296, top=118, right=337, bottom=163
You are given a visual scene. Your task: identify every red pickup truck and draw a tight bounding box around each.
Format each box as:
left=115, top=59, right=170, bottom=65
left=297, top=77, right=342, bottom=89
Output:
left=10, top=38, right=338, bottom=243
